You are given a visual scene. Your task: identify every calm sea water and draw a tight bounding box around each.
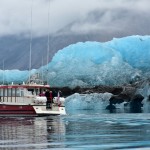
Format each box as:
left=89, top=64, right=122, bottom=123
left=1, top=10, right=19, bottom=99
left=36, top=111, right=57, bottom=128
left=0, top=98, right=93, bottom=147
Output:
left=1, top=111, right=150, bottom=150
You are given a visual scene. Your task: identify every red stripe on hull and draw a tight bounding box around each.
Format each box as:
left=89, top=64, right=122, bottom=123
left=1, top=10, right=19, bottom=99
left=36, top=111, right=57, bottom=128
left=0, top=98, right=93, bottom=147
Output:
left=0, top=104, right=36, bottom=116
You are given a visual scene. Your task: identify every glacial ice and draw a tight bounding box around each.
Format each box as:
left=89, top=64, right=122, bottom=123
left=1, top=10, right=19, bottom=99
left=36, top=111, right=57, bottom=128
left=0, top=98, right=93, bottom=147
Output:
left=43, top=35, right=150, bottom=87
left=1, top=35, right=150, bottom=87
left=0, top=69, right=36, bottom=84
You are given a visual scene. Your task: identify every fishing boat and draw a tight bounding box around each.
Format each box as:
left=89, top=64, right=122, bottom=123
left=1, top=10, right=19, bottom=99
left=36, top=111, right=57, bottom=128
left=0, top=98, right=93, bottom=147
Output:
left=0, top=82, right=66, bottom=117
left=0, top=1, right=67, bottom=117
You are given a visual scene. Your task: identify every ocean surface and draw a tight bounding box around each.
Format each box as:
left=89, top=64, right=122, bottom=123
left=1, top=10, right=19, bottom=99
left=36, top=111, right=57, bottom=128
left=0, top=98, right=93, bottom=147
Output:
left=0, top=110, right=150, bottom=150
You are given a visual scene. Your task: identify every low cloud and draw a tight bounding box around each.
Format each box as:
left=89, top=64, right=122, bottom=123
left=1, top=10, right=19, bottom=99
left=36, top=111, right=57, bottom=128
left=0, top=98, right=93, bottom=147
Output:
left=0, top=0, right=150, bottom=37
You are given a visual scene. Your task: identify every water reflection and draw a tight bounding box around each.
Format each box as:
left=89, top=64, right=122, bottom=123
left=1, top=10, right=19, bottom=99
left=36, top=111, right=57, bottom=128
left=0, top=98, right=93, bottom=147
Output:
left=0, top=116, right=66, bottom=149
left=46, top=116, right=66, bottom=149
left=0, top=113, right=150, bottom=149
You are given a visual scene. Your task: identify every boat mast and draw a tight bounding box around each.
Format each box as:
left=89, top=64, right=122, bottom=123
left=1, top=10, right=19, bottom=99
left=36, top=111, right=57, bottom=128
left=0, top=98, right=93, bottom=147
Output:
left=46, top=0, right=50, bottom=84
left=29, top=0, right=33, bottom=84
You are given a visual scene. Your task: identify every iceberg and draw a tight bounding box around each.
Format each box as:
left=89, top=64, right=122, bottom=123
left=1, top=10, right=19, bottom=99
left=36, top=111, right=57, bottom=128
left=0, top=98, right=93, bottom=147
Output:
left=45, top=41, right=135, bottom=87
left=65, top=92, right=112, bottom=114
left=43, top=35, right=150, bottom=87
left=1, top=35, right=150, bottom=87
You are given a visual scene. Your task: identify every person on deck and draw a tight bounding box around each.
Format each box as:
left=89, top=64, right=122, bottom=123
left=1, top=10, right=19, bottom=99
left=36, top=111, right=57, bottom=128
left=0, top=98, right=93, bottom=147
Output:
left=45, top=90, right=51, bottom=109
left=50, top=91, right=53, bottom=103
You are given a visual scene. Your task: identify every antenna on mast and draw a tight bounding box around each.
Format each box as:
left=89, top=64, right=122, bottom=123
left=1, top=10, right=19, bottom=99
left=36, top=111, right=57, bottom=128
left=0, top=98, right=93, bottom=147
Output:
left=2, top=60, right=4, bottom=85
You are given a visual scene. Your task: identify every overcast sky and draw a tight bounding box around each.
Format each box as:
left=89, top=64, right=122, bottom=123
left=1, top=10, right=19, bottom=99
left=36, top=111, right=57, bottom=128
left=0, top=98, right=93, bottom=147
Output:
left=0, top=0, right=150, bottom=38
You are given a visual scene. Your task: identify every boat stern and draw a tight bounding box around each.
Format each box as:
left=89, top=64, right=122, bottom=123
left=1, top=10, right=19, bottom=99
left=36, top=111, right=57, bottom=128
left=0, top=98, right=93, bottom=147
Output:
left=58, top=106, right=66, bottom=115
left=33, top=104, right=66, bottom=116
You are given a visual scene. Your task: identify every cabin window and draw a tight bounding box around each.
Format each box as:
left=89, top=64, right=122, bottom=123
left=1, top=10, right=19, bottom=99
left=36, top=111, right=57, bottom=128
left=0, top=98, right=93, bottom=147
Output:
left=0, top=88, right=6, bottom=96
left=35, top=88, right=39, bottom=95
left=16, top=88, right=24, bottom=97
left=7, top=88, right=15, bottom=97
left=16, top=89, right=20, bottom=96
left=11, top=88, right=16, bottom=97
left=20, top=90, right=24, bottom=97
left=7, top=89, right=10, bottom=96
left=0, top=89, right=2, bottom=96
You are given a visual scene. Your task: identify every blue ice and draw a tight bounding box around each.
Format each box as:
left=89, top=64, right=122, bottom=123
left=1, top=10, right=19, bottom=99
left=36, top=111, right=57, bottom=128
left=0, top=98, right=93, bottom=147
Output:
left=1, top=35, right=150, bottom=87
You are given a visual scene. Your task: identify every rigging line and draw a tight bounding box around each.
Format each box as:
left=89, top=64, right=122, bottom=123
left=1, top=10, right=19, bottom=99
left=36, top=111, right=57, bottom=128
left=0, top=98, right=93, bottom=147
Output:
left=29, top=0, right=33, bottom=84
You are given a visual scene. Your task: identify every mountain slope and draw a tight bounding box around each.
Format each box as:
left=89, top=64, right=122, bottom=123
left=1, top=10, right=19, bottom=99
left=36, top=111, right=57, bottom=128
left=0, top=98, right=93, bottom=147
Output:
left=0, top=33, right=112, bottom=70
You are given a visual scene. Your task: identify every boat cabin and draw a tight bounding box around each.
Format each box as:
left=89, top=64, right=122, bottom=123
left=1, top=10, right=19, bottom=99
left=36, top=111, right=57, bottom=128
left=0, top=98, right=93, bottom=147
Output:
left=0, top=84, right=50, bottom=104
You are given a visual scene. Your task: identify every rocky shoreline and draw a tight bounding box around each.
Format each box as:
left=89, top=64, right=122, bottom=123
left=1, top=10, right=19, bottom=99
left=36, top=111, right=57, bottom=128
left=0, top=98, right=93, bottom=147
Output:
left=51, top=80, right=147, bottom=112
left=51, top=83, right=138, bottom=101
